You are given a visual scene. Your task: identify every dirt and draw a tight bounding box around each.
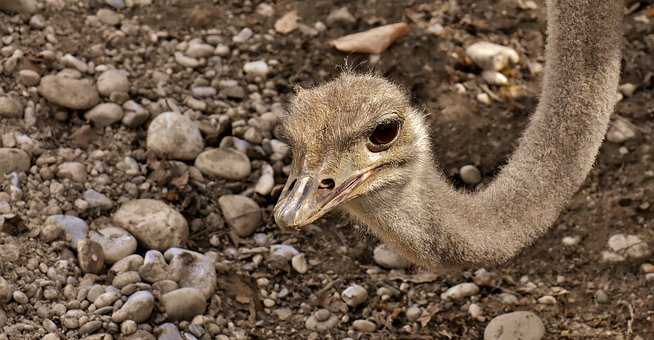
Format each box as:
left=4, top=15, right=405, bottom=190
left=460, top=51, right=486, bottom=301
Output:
left=0, top=0, right=653, bottom=339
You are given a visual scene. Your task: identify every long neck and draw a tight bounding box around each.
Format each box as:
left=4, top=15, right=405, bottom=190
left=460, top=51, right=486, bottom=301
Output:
left=350, top=0, right=623, bottom=267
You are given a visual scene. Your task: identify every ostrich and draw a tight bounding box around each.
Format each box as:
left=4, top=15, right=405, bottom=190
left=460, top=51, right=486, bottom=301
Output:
left=274, top=0, right=623, bottom=268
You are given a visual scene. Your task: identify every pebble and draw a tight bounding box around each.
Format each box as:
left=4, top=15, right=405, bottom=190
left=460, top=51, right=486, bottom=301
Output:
left=110, top=254, right=144, bottom=274
left=538, top=295, right=557, bottom=305
left=147, top=112, right=204, bottom=161
left=122, top=100, right=150, bottom=127
left=291, top=254, right=308, bottom=274
left=78, top=239, right=105, bottom=274
left=326, top=7, right=356, bottom=25
left=329, top=23, right=410, bottom=54
left=45, top=215, right=88, bottom=249
left=606, top=233, right=650, bottom=260
left=195, top=148, right=251, bottom=180
left=460, top=165, right=482, bottom=184
left=352, top=319, right=376, bottom=332
left=477, top=93, right=492, bottom=105
left=139, top=250, right=169, bottom=283
left=481, top=70, right=509, bottom=85
left=0, top=0, right=37, bottom=13
left=0, top=276, right=13, bottom=305
left=270, top=244, right=300, bottom=260
left=38, top=75, right=100, bottom=110
left=83, top=189, right=113, bottom=209
left=606, top=118, right=636, bottom=143
left=619, top=83, right=637, bottom=97
left=113, top=199, right=189, bottom=250
left=16, top=69, right=41, bottom=86
left=121, top=320, right=137, bottom=335
left=232, top=28, right=253, bottom=43
left=342, top=284, right=367, bottom=307
left=86, top=103, right=124, bottom=127
left=94, top=291, right=120, bottom=308
left=112, top=291, right=155, bottom=323
left=161, top=288, right=207, bottom=321
left=561, top=236, right=580, bottom=246
left=254, top=163, right=275, bottom=195
left=0, top=96, right=23, bottom=118
left=466, top=42, right=520, bottom=71
left=158, top=323, right=184, bottom=340
left=165, top=248, right=217, bottom=299
left=186, top=42, right=214, bottom=58
left=243, top=60, right=270, bottom=77
left=373, top=244, right=411, bottom=269
left=174, top=52, right=200, bottom=68
left=218, top=195, right=262, bottom=237
left=595, top=289, right=609, bottom=304
left=113, top=271, right=141, bottom=288
left=305, top=309, right=339, bottom=332
left=405, top=306, right=421, bottom=321
left=89, top=227, right=137, bottom=263
left=440, top=283, right=480, bottom=301
left=57, top=162, right=88, bottom=182
left=13, top=290, right=28, bottom=304
left=0, top=148, right=30, bottom=175
left=105, top=0, right=125, bottom=10
left=484, top=311, right=544, bottom=340
left=97, top=9, right=122, bottom=26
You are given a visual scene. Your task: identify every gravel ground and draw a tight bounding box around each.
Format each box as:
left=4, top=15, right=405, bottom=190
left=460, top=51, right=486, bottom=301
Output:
left=0, top=0, right=653, bottom=339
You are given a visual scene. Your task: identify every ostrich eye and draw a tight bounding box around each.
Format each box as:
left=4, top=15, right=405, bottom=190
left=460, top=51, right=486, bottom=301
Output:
left=367, top=119, right=401, bottom=152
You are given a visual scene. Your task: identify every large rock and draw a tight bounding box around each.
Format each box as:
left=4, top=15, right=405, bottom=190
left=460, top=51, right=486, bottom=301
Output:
left=218, top=195, right=262, bottom=237
left=164, top=248, right=217, bottom=299
left=38, top=75, right=100, bottom=110
left=484, top=311, right=545, bottom=340
left=0, top=148, right=30, bottom=175
left=112, top=199, right=188, bottom=251
left=146, top=112, right=204, bottom=161
left=195, top=148, right=251, bottom=180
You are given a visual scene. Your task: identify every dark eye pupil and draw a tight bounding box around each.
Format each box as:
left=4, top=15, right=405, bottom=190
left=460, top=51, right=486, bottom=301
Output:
left=370, top=121, right=400, bottom=145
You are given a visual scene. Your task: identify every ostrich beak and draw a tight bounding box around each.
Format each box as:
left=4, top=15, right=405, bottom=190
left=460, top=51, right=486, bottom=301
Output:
left=274, top=167, right=377, bottom=228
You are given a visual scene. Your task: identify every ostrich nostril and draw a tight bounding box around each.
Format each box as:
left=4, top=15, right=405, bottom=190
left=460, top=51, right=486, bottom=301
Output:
left=319, top=178, right=335, bottom=190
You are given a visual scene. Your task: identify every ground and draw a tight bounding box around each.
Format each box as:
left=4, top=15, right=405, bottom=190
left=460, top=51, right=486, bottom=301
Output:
left=0, top=0, right=653, bottom=339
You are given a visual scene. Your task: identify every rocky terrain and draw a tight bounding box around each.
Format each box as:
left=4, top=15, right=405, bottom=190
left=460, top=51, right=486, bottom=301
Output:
left=0, top=0, right=653, bottom=339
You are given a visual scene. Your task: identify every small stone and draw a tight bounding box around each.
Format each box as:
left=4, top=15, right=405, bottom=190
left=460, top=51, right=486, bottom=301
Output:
left=113, top=199, right=189, bottom=251
left=186, top=42, right=214, bottom=58
left=0, top=0, right=37, bottom=13
left=113, top=271, right=141, bottom=288
left=469, top=303, right=483, bottom=319
left=460, top=165, right=482, bottom=184
left=195, top=148, right=251, bottom=180
left=405, top=306, right=421, bottom=321
left=619, top=83, right=637, bottom=97
left=111, top=254, right=144, bottom=274
left=112, top=291, right=154, bottom=323
left=94, top=291, right=121, bottom=308
left=57, top=162, right=87, bottom=182
left=165, top=248, right=217, bottom=299
left=342, top=284, right=367, bottom=307
left=161, top=288, right=207, bottom=321
left=641, top=263, right=654, bottom=274
left=105, top=0, right=125, bottom=10
left=174, top=53, right=200, bottom=68
left=352, top=319, right=376, bottom=332
left=498, top=293, right=518, bottom=305
left=466, top=42, right=520, bottom=71
left=0, top=96, right=23, bottom=118
left=97, top=8, right=122, bottom=25
left=83, top=190, right=113, bottom=209
left=86, top=103, right=124, bottom=127
left=45, top=215, right=88, bottom=249
left=441, top=282, right=480, bottom=301
left=306, top=309, right=339, bottom=332
left=562, top=236, right=580, bottom=246
left=243, top=60, right=270, bottom=77
left=274, top=10, right=299, bottom=34
left=191, top=86, right=216, bottom=98
left=218, top=195, right=262, bottom=237
left=477, top=93, right=492, bottom=105
left=0, top=148, right=30, bottom=175
left=17, top=70, right=41, bottom=86
left=607, top=233, right=650, bottom=259
left=147, top=112, right=204, bottom=161
left=537, top=295, right=557, bottom=305
left=595, top=289, right=609, bottom=304
left=326, top=7, right=356, bottom=25
left=78, top=239, right=105, bottom=274
left=254, top=163, right=274, bottom=195
left=256, top=3, right=274, bottom=16
left=38, top=75, right=100, bottom=110
left=373, top=244, right=411, bottom=269
left=139, top=250, right=169, bottom=283
left=80, top=320, right=102, bottom=335
left=329, top=23, right=410, bottom=54
left=232, top=28, right=253, bottom=43
left=481, top=70, right=509, bottom=85
left=270, top=244, right=300, bottom=260
left=12, top=290, right=28, bottom=304
left=97, top=69, right=130, bottom=97
left=121, top=320, right=137, bottom=335
left=122, top=101, right=150, bottom=128
left=291, top=254, right=308, bottom=274
left=89, top=227, right=137, bottom=264
left=157, top=323, right=183, bottom=340
left=0, top=276, right=13, bottom=305
left=606, top=118, right=636, bottom=143
left=484, top=311, right=544, bottom=340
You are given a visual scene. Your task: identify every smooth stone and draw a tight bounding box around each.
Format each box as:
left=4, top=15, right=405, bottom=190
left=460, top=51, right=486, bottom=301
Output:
left=342, top=284, right=367, bottom=307
left=606, top=118, right=636, bottom=143
left=161, top=288, right=206, bottom=321
left=94, top=291, right=120, bottom=308
left=465, top=41, right=520, bottom=71
left=254, top=163, right=274, bottom=195
left=139, top=250, right=169, bottom=283
left=57, top=162, right=87, bottom=182
left=111, top=291, right=154, bottom=323
left=17, top=69, right=41, bottom=86
left=441, top=282, right=480, bottom=301
left=77, top=239, right=105, bottom=274
left=291, top=254, right=308, bottom=274
left=484, top=311, right=545, bottom=340
left=0, top=96, right=23, bottom=118
left=0, top=276, right=13, bottom=305
left=460, top=165, right=482, bottom=185
left=97, top=69, right=129, bottom=96
left=352, top=319, right=376, bottom=332
left=305, top=310, right=339, bottom=332
left=243, top=60, right=270, bottom=77
left=110, top=254, right=144, bottom=274
left=147, top=112, right=204, bottom=161
left=0, top=148, right=30, bottom=175
left=89, top=227, right=137, bottom=264
left=186, top=43, right=214, bottom=58
left=373, top=244, right=411, bottom=269
left=112, top=199, right=188, bottom=251
left=218, top=195, right=262, bottom=237
left=270, top=244, right=299, bottom=260
left=195, top=148, right=251, bottom=180
left=164, top=248, right=217, bottom=299
left=83, top=189, right=113, bottom=209
left=45, top=215, right=88, bottom=249
left=157, top=323, right=183, bottom=340
left=607, top=234, right=650, bottom=259
left=38, top=75, right=100, bottom=110
left=0, top=0, right=37, bottom=13
left=86, top=103, right=124, bottom=127
left=96, top=9, right=122, bottom=26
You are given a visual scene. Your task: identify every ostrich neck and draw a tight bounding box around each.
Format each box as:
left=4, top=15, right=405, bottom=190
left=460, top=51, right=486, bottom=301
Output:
left=346, top=0, right=622, bottom=267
